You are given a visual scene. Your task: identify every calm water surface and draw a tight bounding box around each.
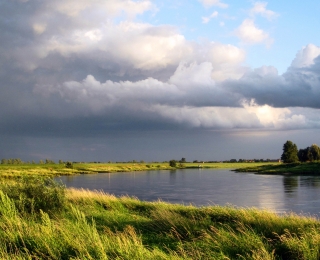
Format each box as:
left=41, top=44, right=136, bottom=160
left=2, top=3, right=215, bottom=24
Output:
left=56, top=169, right=320, bottom=216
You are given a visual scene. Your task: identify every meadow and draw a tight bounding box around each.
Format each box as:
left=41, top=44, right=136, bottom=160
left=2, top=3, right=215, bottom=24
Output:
left=1, top=162, right=320, bottom=259
left=0, top=177, right=319, bottom=259
left=235, top=161, right=320, bottom=175
left=0, top=162, right=278, bottom=177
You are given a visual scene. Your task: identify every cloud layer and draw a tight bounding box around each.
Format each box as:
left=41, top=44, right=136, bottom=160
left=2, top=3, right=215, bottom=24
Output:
left=1, top=0, right=320, bottom=137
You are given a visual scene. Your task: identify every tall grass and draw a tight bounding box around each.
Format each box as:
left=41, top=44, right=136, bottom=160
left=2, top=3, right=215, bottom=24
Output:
left=0, top=177, right=66, bottom=215
left=0, top=179, right=319, bottom=259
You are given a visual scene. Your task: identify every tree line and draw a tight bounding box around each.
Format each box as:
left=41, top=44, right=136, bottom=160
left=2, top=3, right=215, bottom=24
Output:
left=281, top=140, right=320, bottom=163
left=0, top=159, right=64, bottom=165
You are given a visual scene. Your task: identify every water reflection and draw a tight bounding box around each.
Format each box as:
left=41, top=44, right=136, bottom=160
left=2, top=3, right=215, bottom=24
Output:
left=283, top=175, right=320, bottom=193
left=300, top=176, right=320, bottom=188
left=169, top=170, right=176, bottom=184
left=283, top=176, right=298, bottom=193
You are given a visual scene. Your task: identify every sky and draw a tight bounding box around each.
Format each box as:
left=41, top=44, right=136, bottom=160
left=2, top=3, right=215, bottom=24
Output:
left=1, top=0, right=320, bottom=162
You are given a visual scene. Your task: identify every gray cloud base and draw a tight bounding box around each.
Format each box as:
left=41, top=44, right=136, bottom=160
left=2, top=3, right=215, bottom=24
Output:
left=1, top=1, right=320, bottom=140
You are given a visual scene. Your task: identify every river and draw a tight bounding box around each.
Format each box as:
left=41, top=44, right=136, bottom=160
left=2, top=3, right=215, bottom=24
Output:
left=56, top=169, right=320, bottom=216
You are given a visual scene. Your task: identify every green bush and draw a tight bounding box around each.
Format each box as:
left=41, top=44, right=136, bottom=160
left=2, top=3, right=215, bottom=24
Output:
left=0, top=177, right=66, bottom=215
left=169, top=160, right=177, bottom=167
left=65, top=161, right=73, bottom=168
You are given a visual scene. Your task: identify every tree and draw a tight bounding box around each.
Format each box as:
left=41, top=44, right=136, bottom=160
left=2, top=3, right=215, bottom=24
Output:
left=65, top=161, right=73, bottom=169
left=281, top=140, right=299, bottom=163
left=45, top=159, right=55, bottom=164
left=179, top=158, right=186, bottom=163
left=13, top=158, right=23, bottom=164
left=310, top=144, right=320, bottom=161
left=1, top=159, right=7, bottom=164
left=169, top=160, right=177, bottom=167
left=298, top=147, right=310, bottom=162
left=297, top=144, right=320, bottom=162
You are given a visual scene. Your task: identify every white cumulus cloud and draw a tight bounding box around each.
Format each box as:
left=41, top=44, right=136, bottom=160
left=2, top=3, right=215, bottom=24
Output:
left=291, top=44, right=320, bottom=68
left=235, top=19, right=273, bottom=46
left=46, top=0, right=154, bottom=18
left=198, top=0, right=228, bottom=8
left=250, top=2, right=278, bottom=20
left=202, top=11, right=218, bottom=24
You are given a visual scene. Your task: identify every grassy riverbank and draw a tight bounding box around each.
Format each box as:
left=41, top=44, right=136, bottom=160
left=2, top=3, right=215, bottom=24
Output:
left=235, top=161, right=320, bottom=175
left=0, top=177, right=319, bottom=259
left=0, top=162, right=277, bottom=177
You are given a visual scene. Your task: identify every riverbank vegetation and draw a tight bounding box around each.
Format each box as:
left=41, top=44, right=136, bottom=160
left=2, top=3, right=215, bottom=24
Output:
left=0, top=161, right=278, bottom=177
left=281, top=141, right=320, bottom=163
left=236, top=141, right=320, bottom=174
left=235, top=161, right=320, bottom=175
left=0, top=177, right=319, bottom=259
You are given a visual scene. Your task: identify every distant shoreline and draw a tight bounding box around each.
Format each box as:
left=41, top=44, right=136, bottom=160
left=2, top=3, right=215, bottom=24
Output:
left=234, top=161, right=320, bottom=175
left=4, top=161, right=319, bottom=178
left=0, top=162, right=278, bottom=178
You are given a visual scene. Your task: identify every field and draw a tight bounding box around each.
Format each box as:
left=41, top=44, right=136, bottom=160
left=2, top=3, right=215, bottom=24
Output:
left=0, top=162, right=278, bottom=177
left=0, top=177, right=319, bottom=259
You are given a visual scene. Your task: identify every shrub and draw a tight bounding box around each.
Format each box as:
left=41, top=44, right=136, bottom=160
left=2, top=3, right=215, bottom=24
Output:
left=65, top=161, right=73, bottom=168
left=169, top=160, right=177, bottom=167
left=0, top=177, right=66, bottom=215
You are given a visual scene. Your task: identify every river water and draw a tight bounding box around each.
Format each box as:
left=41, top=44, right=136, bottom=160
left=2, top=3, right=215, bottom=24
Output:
left=56, top=169, right=320, bottom=216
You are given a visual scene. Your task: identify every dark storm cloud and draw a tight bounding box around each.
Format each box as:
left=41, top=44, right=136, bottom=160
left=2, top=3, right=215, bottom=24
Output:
left=2, top=0, right=320, bottom=163
left=1, top=0, right=320, bottom=137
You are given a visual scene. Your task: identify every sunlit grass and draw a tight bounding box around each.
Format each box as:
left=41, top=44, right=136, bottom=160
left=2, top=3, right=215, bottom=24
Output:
left=0, top=178, right=319, bottom=259
left=0, top=162, right=278, bottom=178
left=236, top=161, right=320, bottom=175
left=0, top=164, right=75, bottom=177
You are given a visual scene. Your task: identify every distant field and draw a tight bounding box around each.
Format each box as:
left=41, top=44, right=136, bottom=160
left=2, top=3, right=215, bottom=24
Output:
left=0, top=162, right=278, bottom=177
left=184, top=162, right=277, bottom=169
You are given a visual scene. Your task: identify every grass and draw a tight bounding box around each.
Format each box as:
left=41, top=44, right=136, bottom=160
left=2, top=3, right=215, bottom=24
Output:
left=0, top=177, right=320, bottom=259
left=0, top=162, right=278, bottom=177
left=0, top=164, right=76, bottom=177
left=235, top=161, right=320, bottom=175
